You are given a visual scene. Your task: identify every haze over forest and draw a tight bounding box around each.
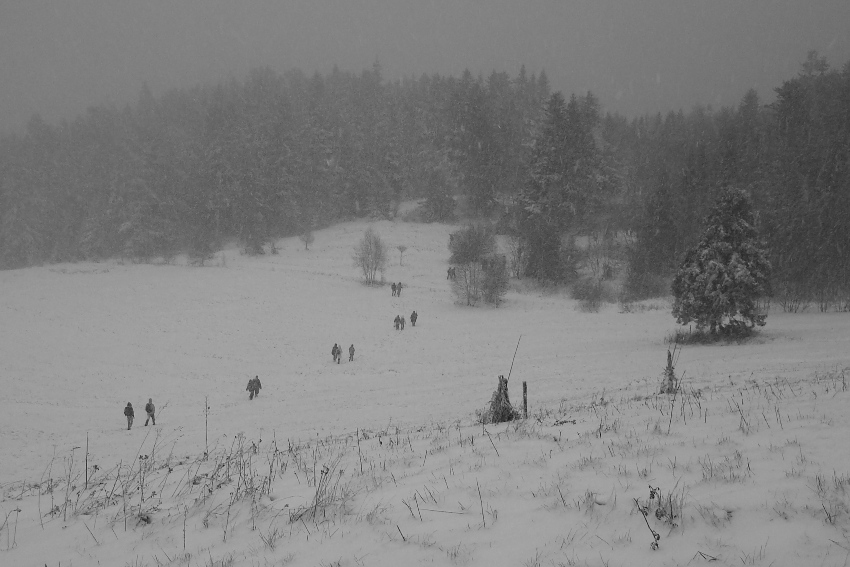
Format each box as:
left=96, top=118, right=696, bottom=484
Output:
left=2, top=0, right=850, bottom=135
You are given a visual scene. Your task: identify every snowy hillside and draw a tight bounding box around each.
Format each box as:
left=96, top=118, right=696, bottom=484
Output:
left=1, top=218, right=849, bottom=566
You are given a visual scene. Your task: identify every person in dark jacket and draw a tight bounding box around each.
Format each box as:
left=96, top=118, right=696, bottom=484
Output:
left=349, top=344, right=355, bottom=361
left=394, top=315, right=400, bottom=330
left=332, top=343, right=339, bottom=363
left=410, top=311, right=418, bottom=326
left=124, top=402, right=134, bottom=430
left=397, top=282, right=403, bottom=296
left=247, top=376, right=261, bottom=400
left=144, top=398, right=156, bottom=426
left=400, top=315, right=406, bottom=330
left=391, top=282, right=397, bottom=297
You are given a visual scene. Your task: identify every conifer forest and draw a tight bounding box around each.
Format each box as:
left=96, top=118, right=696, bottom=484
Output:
left=1, top=52, right=848, bottom=309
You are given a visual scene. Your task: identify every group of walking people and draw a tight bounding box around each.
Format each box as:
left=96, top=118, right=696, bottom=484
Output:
left=123, top=398, right=156, bottom=430
left=121, top=277, right=425, bottom=429
left=332, top=343, right=355, bottom=364
left=394, top=310, right=418, bottom=330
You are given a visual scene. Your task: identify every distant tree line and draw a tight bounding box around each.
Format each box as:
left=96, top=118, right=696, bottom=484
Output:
left=1, top=52, right=848, bottom=308
left=0, top=63, right=549, bottom=268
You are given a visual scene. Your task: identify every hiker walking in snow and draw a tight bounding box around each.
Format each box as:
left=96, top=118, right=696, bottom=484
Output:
left=124, top=402, right=134, bottom=430
left=144, top=398, right=156, bottom=426
left=397, top=282, right=403, bottom=297
left=410, top=311, right=417, bottom=326
left=336, top=345, right=341, bottom=364
left=349, top=344, right=355, bottom=361
left=394, top=315, right=400, bottom=330
left=332, top=343, right=340, bottom=363
left=391, top=282, right=397, bottom=297
left=400, top=315, right=406, bottom=330
left=247, top=376, right=261, bottom=400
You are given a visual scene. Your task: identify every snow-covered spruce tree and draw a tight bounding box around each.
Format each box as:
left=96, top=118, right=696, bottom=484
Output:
left=672, top=188, right=771, bottom=335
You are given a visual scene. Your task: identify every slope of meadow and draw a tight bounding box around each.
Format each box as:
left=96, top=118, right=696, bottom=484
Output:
left=1, top=218, right=849, bottom=567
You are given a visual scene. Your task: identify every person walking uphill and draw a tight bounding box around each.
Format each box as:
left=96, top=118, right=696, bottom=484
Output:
left=332, top=343, right=340, bottom=363
left=124, top=402, right=134, bottom=430
left=349, top=344, right=355, bottom=361
left=410, top=310, right=418, bottom=326
left=247, top=376, right=262, bottom=400
left=144, top=398, right=156, bottom=426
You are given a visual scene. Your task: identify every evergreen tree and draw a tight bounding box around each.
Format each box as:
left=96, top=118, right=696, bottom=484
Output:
left=515, top=91, right=604, bottom=281
left=672, top=188, right=771, bottom=335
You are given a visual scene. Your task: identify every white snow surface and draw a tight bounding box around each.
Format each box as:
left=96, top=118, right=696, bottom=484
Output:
left=1, top=218, right=849, bottom=567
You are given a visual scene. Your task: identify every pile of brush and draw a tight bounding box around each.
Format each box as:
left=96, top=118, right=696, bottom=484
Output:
left=482, top=374, right=520, bottom=424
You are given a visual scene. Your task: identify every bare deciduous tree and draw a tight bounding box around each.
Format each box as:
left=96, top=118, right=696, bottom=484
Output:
left=452, top=263, right=483, bottom=306
left=299, top=230, right=314, bottom=251
left=353, top=227, right=387, bottom=285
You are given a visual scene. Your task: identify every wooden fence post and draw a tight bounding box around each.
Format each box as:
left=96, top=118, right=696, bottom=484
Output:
left=523, top=381, right=528, bottom=419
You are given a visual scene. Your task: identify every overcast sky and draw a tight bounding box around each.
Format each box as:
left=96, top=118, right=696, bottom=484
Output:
left=2, top=0, right=849, bottom=135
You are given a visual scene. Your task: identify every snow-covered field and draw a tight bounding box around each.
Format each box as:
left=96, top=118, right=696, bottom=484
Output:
left=1, top=218, right=849, bottom=567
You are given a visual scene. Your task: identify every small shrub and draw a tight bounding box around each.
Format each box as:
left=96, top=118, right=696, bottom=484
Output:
left=619, top=299, right=667, bottom=313
left=572, top=276, right=617, bottom=312
left=667, top=323, right=756, bottom=345
left=259, top=524, right=284, bottom=551
left=572, top=277, right=603, bottom=302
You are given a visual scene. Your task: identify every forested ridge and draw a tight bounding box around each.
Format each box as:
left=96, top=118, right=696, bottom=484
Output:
left=1, top=53, right=848, bottom=307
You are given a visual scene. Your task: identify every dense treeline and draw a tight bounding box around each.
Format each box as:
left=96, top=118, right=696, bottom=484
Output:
left=0, top=63, right=550, bottom=267
left=1, top=53, right=847, bottom=308
left=615, top=51, right=850, bottom=309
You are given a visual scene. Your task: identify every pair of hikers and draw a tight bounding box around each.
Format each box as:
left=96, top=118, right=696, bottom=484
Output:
left=123, top=398, right=156, bottom=430
left=332, top=343, right=355, bottom=363
left=391, top=282, right=403, bottom=297
left=246, top=376, right=262, bottom=400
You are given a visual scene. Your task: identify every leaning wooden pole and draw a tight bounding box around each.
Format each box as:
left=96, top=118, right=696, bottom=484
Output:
left=506, top=335, right=522, bottom=384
